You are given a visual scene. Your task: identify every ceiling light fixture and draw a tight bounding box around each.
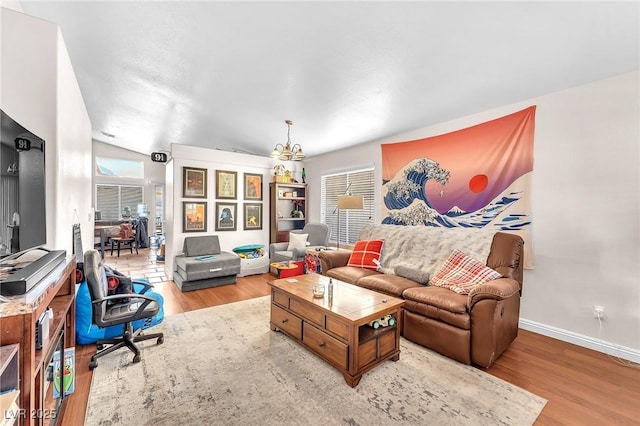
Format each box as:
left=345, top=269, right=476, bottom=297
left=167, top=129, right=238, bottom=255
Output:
left=270, top=120, right=305, bottom=161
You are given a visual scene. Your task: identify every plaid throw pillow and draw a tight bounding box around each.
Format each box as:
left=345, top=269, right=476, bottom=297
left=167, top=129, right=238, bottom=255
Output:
left=347, top=240, right=384, bottom=270
left=431, top=249, right=501, bottom=294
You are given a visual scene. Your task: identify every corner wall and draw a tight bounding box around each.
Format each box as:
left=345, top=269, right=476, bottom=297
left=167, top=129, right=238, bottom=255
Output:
left=1, top=6, right=93, bottom=257
left=165, top=144, right=303, bottom=278
left=92, top=140, right=166, bottom=236
left=305, top=71, right=640, bottom=360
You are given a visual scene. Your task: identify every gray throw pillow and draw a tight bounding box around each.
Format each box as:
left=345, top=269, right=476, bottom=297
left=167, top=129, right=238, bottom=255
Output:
left=395, top=265, right=430, bottom=285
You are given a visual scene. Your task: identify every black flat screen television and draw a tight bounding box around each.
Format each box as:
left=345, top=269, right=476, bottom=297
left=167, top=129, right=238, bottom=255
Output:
left=1, top=108, right=47, bottom=254
left=0, top=109, right=62, bottom=296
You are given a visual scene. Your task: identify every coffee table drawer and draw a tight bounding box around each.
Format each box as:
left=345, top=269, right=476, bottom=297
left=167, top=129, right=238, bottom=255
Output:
left=271, top=304, right=302, bottom=339
left=272, top=289, right=290, bottom=309
left=325, top=316, right=349, bottom=341
left=303, top=322, right=348, bottom=370
left=290, top=298, right=325, bottom=327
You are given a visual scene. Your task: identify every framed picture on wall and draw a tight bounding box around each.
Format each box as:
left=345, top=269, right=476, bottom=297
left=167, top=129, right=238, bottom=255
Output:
left=215, top=202, right=237, bottom=231
left=243, top=203, right=262, bottom=230
left=244, top=173, right=263, bottom=200
left=183, top=202, right=207, bottom=232
left=216, top=170, right=237, bottom=199
left=183, top=167, right=207, bottom=198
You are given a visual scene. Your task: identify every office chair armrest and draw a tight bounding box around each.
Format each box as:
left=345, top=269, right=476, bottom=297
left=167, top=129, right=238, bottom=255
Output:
left=132, top=279, right=154, bottom=294
left=92, top=293, right=159, bottom=321
left=92, top=293, right=157, bottom=307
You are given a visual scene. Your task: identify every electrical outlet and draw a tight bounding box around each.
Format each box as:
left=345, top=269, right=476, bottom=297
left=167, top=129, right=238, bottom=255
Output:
left=594, top=305, right=605, bottom=320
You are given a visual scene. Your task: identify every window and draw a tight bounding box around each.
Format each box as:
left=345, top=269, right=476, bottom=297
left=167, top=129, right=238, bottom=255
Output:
left=96, top=185, right=143, bottom=220
left=95, top=156, right=144, bottom=178
left=321, top=167, right=375, bottom=247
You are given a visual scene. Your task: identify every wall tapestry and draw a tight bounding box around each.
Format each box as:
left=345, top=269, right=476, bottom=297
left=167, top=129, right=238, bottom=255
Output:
left=381, top=106, right=536, bottom=268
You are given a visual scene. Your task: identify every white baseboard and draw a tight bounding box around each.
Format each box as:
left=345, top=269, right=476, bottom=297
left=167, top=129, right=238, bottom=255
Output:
left=519, top=318, right=640, bottom=364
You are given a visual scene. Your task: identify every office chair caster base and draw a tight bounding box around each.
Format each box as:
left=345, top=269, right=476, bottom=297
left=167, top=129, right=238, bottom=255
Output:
left=89, top=360, right=98, bottom=370
left=96, top=344, right=104, bottom=350
left=157, top=336, right=164, bottom=345
left=133, top=353, right=141, bottom=363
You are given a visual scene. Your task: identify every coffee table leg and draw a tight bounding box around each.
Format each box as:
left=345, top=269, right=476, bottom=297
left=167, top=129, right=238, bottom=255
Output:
left=343, top=373, right=362, bottom=388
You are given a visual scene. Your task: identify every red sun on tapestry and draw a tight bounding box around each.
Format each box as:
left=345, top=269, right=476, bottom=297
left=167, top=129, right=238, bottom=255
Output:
left=469, top=174, right=488, bottom=193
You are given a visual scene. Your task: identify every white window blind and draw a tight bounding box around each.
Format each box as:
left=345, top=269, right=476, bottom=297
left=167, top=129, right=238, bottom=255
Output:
left=321, top=168, right=375, bottom=247
left=96, top=184, right=143, bottom=220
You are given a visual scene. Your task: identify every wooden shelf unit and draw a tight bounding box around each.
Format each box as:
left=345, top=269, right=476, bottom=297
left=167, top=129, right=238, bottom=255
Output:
left=269, top=182, right=307, bottom=243
left=0, top=343, right=20, bottom=426
left=0, top=258, right=76, bottom=426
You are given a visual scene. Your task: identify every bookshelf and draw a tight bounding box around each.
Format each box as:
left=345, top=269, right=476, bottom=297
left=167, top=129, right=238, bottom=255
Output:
left=269, top=182, right=307, bottom=243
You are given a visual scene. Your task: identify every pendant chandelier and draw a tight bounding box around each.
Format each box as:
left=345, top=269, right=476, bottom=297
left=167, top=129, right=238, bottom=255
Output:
left=270, top=120, right=305, bottom=161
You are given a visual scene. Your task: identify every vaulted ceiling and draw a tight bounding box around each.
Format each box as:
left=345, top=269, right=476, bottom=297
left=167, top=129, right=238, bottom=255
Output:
left=18, top=1, right=639, bottom=158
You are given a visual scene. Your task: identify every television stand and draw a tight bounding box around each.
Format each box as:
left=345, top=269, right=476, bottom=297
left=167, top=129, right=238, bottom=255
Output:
left=0, top=256, right=76, bottom=426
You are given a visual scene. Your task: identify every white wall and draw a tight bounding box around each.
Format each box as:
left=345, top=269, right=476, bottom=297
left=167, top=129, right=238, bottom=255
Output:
left=165, top=144, right=303, bottom=278
left=92, top=140, right=166, bottom=235
left=1, top=6, right=93, bottom=257
left=306, top=72, right=640, bottom=360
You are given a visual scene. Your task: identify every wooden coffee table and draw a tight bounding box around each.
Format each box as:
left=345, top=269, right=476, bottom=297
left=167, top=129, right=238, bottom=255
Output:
left=268, top=273, right=405, bottom=387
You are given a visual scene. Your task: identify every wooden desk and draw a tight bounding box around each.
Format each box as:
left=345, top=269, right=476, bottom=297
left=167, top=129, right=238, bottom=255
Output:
left=94, top=225, right=116, bottom=259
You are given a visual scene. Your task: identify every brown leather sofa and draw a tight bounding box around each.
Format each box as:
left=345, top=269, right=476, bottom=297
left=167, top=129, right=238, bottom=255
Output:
left=318, top=230, right=524, bottom=368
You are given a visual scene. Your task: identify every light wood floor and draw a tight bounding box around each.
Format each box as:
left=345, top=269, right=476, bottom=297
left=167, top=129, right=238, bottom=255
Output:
left=61, top=248, right=640, bottom=425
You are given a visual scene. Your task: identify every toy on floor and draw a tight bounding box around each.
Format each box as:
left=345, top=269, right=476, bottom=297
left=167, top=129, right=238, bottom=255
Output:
left=233, top=244, right=265, bottom=259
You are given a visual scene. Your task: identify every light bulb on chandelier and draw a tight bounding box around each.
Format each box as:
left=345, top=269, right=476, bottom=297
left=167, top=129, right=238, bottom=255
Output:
left=270, top=120, right=305, bottom=161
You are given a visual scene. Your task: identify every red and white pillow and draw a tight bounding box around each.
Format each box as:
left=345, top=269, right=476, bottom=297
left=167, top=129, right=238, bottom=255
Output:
left=431, top=249, right=501, bottom=294
left=347, top=240, right=384, bottom=270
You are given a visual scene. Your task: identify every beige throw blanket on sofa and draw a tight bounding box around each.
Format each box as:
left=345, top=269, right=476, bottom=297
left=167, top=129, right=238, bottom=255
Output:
left=358, top=225, right=496, bottom=277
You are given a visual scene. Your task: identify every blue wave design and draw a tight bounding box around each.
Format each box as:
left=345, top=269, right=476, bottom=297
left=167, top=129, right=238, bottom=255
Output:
left=383, top=158, right=530, bottom=231
left=383, top=170, right=430, bottom=210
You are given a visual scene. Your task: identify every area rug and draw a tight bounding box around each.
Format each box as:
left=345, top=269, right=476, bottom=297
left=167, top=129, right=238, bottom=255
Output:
left=86, top=296, right=546, bottom=425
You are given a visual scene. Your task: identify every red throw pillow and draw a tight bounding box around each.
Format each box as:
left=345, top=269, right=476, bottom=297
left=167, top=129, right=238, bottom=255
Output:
left=347, top=240, right=384, bottom=270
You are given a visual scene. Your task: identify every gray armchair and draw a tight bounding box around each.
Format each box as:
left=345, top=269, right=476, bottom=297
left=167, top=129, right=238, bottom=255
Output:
left=270, top=223, right=330, bottom=262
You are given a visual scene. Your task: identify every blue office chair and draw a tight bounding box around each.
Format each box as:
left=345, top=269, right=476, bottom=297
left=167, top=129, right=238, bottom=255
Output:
left=83, top=249, right=164, bottom=369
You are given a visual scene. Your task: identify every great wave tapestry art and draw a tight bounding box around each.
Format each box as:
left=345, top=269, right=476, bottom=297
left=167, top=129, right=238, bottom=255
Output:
left=381, top=106, right=536, bottom=268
